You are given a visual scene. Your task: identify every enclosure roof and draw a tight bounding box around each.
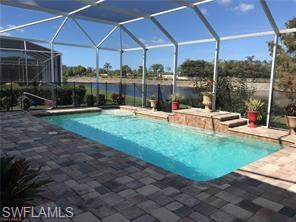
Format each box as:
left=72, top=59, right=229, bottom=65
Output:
left=1, top=0, right=296, bottom=51
left=0, top=37, right=48, bottom=51
left=1, top=0, right=210, bottom=25
left=0, top=37, right=60, bottom=63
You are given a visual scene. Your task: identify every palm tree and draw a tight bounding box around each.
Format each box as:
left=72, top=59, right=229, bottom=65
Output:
left=104, top=63, right=112, bottom=74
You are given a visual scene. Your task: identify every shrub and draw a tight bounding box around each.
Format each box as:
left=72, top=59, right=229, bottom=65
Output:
left=112, top=93, right=124, bottom=104
left=72, top=85, right=86, bottom=106
left=97, top=94, right=106, bottom=105
left=1, top=155, right=51, bottom=208
left=112, top=93, right=120, bottom=101
left=0, top=84, right=86, bottom=107
left=216, top=77, right=255, bottom=114
left=5, top=82, right=20, bottom=88
left=0, top=86, right=18, bottom=107
left=22, top=96, right=31, bottom=111
left=87, top=94, right=107, bottom=106
left=286, top=103, right=296, bottom=116
left=257, top=101, right=268, bottom=125
left=72, top=94, right=80, bottom=106
left=57, top=86, right=73, bottom=105
left=86, top=94, right=95, bottom=106
left=193, top=78, right=212, bottom=92
left=1, top=96, right=11, bottom=111
left=75, top=85, right=86, bottom=105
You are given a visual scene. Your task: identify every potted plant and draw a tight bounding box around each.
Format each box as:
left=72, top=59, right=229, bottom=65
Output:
left=1, top=156, right=51, bottom=221
left=194, top=79, right=213, bottom=112
left=245, top=98, right=264, bottom=128
left=149, top=94, right=158, bottom=111
left=171, top=94, right=182, bottom=110
left=285, top=103, right=296, bottom=135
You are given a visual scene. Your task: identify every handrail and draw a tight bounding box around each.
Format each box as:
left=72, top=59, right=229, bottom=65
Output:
left=23, top=92, right=55, bottom=110
left=23, top=92, right=52, bottom=102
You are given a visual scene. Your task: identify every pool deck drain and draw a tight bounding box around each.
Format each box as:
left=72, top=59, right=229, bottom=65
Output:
left=1, top=111, right=296, bottom=221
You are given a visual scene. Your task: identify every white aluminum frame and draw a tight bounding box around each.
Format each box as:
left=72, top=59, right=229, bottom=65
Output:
left=119, top=27, right=123, bottom=84
left=1, top=0, right=296, bottom=127
left=72, top=17, right=97, bottom=47
left=150, top=17, right=179, bottom=94
left=95, top=47, right=100, bottom=104
left=142, top=49, right=147, bottom=107
left=260, top=0, right=280, bottom=128
left=23, top=40, right=29, bottom=83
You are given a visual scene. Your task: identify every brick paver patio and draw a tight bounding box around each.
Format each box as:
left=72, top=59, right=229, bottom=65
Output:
left=1, top=111, right=296, bottom=222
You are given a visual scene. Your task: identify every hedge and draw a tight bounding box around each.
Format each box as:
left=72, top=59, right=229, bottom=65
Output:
left=0, top=84, right=86, bottom=106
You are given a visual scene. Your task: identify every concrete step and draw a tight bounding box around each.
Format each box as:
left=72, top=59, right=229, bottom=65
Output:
left=221, top=118, right=248, bottom=128
left=215, top=113, right=240, bottom=121
left=135, top=110, right=170, bottom=121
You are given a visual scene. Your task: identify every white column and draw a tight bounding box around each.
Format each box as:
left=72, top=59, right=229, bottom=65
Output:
left=266, top=35, right=279, bottom=127
left=142, top=49, right=147, bottom=107
left=120, top=50, right=123, bottom=83
left=60, top=53, right=63, bottom=84
left=96, top=47, right=100, bottom=105
left=212, top=40, right=220, bottom=111
left=50, top=42, right=55, bottom=83
left=24, top=41, right=29, bottom=84
left=172, top=45, right=178, bottom=94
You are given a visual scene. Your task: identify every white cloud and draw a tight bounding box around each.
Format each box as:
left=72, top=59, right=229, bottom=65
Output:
left=0, top=26, right=11, bottom=36
left=0, top=24, right=25, bottom=37
left=200, top=8, right=208, bottom=15
left=218, top=0, right=231, bottom=5
left=139, top=37, right=166, bottom=45
left=7, top=24, right=25, bottom=32
left=0, top=32, right=11, bottom=36
left=24, top=0, right=39, bottom=7
left=235, top=3, right=255, bottom=12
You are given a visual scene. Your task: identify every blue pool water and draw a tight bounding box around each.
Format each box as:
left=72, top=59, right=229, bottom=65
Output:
left=42, top=109, right=280, bottom=181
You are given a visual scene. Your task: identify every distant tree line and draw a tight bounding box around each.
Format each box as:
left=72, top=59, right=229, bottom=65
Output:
left=63, top=63, right=170, bottom=80
left=270, top=17, right=296, bottom=94
left=63, top=57, right=271, bottom=80
left=180, top=56, right=271, bottom=78
left=63, top=17, right=295, bottom=83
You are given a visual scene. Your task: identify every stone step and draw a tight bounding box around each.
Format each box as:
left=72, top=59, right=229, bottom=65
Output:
left=221, top=118, right=248, bottom=128
left=135, top=110, right=170, bottom=121
left=215, top=113, right=240, bottom=121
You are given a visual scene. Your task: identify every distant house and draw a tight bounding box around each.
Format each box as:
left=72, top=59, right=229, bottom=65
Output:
left=0, top=37, right=62, bottom=83
left=162, top=75, right=190, bottom=81
left=162, top=74, right=173, bottom=80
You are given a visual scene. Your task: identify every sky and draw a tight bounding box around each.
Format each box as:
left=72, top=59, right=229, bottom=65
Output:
left=0, top=0, right=295, bottom=70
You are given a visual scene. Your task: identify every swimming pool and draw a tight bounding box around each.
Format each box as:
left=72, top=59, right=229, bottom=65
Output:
left=42, top=109, right=280, bottom=181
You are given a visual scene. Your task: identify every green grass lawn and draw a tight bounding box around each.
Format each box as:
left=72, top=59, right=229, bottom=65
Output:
left=270, top=116, right=288, bottom=129
left=85, top=87, right=143, bottom=107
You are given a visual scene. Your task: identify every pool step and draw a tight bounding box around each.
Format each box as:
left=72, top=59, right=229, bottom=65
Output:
left=221, top=118, right=248, bottom=128
left=215, top=113, right=240, bottom=121
left=135, top=110, right=171, bottom=121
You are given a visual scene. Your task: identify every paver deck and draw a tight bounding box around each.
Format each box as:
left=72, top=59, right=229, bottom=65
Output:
left=1, top=111, right=296, bottom=222
left=230, top=126, right=296, bottom=148
left=36, top=107, right=102, bottom=115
